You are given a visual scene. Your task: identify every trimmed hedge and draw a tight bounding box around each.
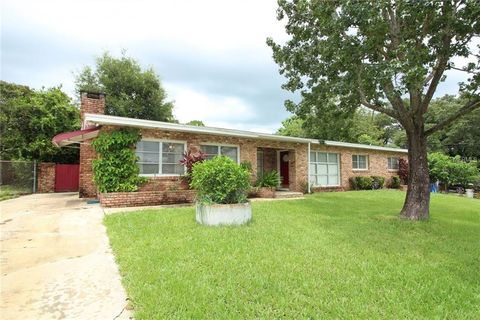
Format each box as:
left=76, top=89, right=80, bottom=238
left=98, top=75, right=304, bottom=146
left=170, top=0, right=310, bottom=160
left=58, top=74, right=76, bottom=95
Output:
left=391, top=176, right=401, bottom=188
left=350, top=176, right=386, bottom=190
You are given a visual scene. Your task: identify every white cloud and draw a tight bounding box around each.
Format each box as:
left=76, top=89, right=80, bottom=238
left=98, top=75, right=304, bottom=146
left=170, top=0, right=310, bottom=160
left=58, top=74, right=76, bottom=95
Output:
left=166, top=83, right=254, bottom=123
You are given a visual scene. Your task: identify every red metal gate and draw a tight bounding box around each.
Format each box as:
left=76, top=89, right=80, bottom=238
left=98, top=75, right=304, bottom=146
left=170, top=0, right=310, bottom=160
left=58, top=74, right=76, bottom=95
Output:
left=54, top=164, right=79, bottom=192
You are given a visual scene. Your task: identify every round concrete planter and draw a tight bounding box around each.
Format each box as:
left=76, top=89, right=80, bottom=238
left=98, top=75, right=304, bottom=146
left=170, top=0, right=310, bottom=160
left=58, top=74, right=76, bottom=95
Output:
left=196, top=201, right=252, bottom=226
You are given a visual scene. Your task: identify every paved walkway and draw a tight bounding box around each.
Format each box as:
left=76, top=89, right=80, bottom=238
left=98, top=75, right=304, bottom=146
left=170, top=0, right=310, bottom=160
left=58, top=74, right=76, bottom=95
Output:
left=0, top=193, right=131, bottom=320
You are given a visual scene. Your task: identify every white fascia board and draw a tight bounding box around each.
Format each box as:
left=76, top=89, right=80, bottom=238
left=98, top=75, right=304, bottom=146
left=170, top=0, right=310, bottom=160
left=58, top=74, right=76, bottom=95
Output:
left=84, top=113, right=407, bottom=153
left=321, top=140, right=408, bottom=153
left=84, top=113, right=315, bottom=142
left=84, top=113, right=259, bottom=138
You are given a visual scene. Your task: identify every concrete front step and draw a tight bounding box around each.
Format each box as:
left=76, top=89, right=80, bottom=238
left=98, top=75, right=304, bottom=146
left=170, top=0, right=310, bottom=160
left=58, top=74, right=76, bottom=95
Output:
left=274, top=191, right=304, bottom=199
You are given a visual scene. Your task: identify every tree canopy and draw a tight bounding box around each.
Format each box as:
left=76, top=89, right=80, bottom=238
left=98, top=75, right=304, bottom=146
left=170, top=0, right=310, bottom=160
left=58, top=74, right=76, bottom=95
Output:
left=268, top=0, right=480, bottom=220
left=75, top=52, right=175, bottom=122
left=0, top=81, right=80, bottom=163
left=186, top=120, right=205, bottom=126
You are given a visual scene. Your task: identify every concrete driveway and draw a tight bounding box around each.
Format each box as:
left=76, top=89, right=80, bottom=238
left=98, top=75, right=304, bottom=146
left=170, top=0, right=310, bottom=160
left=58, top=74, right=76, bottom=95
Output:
left=0, top=193, right=131, bottom=320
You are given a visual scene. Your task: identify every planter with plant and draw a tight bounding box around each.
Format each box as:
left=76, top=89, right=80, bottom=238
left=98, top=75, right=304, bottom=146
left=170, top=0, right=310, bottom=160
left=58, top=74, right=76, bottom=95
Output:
left=190, top=156, right=251, bottom=225
left=255, top=170, right=280, bottom=198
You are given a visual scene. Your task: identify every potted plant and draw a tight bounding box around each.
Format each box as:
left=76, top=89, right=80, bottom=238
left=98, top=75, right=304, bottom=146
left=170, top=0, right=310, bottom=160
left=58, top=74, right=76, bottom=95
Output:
left=255, top=171, right=280, bottom=198
left=190, top=156, right=251, bottom=225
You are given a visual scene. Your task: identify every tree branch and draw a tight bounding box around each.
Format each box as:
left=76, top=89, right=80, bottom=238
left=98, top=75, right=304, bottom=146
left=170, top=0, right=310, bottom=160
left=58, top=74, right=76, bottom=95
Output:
left=450, top=66, right=480, bottom=74
left=425, top=99, right=480, bottom=136
left=355, top=67, right=399, bottom=120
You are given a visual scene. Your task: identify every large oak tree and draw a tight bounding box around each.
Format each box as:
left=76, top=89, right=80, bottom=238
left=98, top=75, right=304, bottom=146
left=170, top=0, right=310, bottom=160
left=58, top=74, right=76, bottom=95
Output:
left=268, top=0, right=480, bottom=220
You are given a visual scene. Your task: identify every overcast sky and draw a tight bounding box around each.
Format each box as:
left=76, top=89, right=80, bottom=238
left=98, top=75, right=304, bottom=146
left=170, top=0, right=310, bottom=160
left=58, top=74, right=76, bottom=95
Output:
left=1, top=0, right=473, bottom=133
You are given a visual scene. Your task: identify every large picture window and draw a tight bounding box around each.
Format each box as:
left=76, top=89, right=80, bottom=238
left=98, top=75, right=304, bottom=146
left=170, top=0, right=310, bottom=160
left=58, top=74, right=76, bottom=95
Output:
left=310, top=152, right=340, bottom=186
left=136, top=140, right=185, bottom=175
left=352, top=155, right=368, bottom=170
left=200, top=144, right=239, bottom=163
left=388, top=157, right=399, bottom=170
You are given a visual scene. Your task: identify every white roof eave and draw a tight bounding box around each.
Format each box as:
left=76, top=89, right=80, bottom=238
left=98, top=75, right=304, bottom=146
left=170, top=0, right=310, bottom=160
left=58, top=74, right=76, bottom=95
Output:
left=84, top=113, right=407, bottom=153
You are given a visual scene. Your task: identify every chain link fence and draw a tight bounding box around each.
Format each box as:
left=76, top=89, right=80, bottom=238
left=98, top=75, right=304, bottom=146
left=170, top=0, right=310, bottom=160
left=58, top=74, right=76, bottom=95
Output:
left=0, top=160, right=37, bottom=201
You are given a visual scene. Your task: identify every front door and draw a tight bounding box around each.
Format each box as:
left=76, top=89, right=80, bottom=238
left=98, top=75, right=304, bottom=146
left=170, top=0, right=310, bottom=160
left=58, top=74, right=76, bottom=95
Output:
left=279, top=151, right=289, bottom=188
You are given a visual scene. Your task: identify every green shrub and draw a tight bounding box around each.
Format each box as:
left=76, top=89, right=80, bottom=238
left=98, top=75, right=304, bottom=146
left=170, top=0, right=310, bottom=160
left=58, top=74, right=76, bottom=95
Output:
left=391, top=176, right=401, bottom=188
left=91, top=129, right=146, bottom=193
left=190, top=156, right=250, bottom=204
left=371, top=176, right=385, bottom=189
left=255, top=170, right=280, bottom=188
left=350, top=176, right=373, bottom=190
left=240, top=161, right=252, bottom=172
left=428, top=152, right=479, bottom=189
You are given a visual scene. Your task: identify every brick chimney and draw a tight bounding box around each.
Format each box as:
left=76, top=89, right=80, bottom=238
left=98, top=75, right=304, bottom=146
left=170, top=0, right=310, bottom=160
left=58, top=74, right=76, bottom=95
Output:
left=80, top=92, right=105, bottom=128
left=79, top=91, right=105, bottom=198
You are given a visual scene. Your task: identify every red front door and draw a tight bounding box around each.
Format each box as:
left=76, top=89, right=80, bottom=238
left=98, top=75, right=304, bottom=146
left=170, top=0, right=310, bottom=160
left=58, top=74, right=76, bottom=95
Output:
left=55, top=164, right=80, bottom=192
left=280, top=151, right=289, bottom=187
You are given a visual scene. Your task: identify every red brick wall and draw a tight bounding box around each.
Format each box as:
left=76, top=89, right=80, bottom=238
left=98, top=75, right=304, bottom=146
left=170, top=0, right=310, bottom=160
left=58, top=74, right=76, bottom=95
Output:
left=79, top=92, right=105, bottom=198
left=99, top=190, right=196, bottom=208
left=310, top=145, right=407, bottom=191
left=82, top=123, right=408, bottom=201
left=136, top=127, right=309, bottom=193
left=37, top=163, right=55, bottom=193
left=80, top=92, right=105, bottom=126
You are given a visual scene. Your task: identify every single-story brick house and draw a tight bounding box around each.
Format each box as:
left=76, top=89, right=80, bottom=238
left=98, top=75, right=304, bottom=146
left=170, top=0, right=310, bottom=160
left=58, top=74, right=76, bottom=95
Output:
left=53, top=92, right=407, bottom=207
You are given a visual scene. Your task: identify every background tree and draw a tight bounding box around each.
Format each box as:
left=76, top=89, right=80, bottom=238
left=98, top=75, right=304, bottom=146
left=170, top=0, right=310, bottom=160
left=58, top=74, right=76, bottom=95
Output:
left=277, top=116, right=307, bottom=137
left=426, top=95, right=480, bottom=159
left=0, top=81, right=80, bottom=163
left=268, top=0, right=480, bottom=220
left=75, top=52, right=175, bottom=122
left=185, top=120, right=205, bottom=126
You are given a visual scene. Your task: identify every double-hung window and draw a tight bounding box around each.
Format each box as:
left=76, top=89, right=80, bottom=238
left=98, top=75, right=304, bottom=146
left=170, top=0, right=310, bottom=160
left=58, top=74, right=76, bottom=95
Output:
left=352, top=155, right=368, bottom=170
left=136, top=140, right=185, bottom=175
left=388, top=157, right=399, bottom=170
left=200, top=144, right=239, bottom=163
left=310, top=152, right=340, bottom=186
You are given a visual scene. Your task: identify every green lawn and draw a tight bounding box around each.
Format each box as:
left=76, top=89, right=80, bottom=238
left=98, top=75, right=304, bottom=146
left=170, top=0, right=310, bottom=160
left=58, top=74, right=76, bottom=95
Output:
left=0, top=184, right=31, bottom=201
left=104, top=191, right=480, bottom=319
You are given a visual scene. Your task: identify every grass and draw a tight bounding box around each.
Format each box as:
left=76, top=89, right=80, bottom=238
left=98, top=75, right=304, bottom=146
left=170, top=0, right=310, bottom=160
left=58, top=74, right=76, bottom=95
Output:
left=104, top=191, right=480, bottom=319
left=0, top=184, right=31, bottom=201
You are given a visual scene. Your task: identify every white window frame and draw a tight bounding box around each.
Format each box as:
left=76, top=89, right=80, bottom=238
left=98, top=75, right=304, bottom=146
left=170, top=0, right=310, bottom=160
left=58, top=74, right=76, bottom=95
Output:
left=388, top=157, right=400, bottom=171
left=200, top=143, right=240, bottom=163
left=310, top=151, right=341, bottom=187
left=136, top=138, right=187, bottom=177
left=352, top=154, right=369, bottom=171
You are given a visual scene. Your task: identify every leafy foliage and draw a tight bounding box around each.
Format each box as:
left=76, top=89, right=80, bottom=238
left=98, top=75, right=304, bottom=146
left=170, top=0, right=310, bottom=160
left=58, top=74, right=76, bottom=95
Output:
left=390, top=176, right=401, bottom=189
left=185, top=120, right=205, bottom=126
left=268, top=0, right=480, bottom=219
left=398, top=159, right=409, bottom=184
left=179, top=150, right=207, bottom=183
left=0, top=81, right=80, bottom=163
left=428, top=152, right=479, bottom=188
left=349, top=176, right=373, bottom=190
left=91, top=129, right=146, bottom=193
left=255, top=171, right=281, bottom=188
left=426, top=95, right=480, bottom=159
left=190, top=156, right=250, bottom=204
left=240, top=161, right=253, bottom=173
left=371, top=176, right=385, bottom=190
left=75, top=52, right=175, bottom=122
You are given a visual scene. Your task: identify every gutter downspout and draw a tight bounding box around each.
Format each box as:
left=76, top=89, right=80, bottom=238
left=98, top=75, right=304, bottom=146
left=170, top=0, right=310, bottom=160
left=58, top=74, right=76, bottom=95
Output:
left=307, top=142, right=311, bottom=194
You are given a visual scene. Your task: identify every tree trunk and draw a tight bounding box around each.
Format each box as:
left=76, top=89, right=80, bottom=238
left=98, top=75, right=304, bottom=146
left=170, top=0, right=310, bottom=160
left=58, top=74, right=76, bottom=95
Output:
left=400, top=126, right=430, bottom=220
